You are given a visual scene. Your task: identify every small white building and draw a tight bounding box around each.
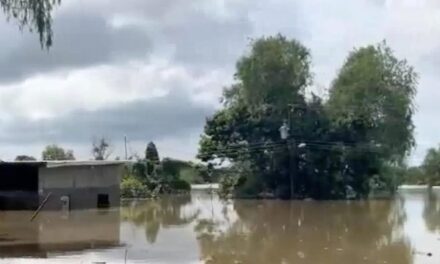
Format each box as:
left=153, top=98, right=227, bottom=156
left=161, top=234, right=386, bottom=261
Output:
left=0, top=161, right=125, bottom=210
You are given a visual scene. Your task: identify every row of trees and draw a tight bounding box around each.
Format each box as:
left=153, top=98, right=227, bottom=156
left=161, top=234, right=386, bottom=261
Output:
left=198, top=35, right=418, bottom=199
left=402, top=146, right=440, bottom=186
left=14, top=137, right=113, bottom=161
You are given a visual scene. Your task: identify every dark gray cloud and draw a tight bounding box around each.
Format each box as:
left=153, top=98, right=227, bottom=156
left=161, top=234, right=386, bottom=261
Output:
left=0, top=0, right=255, bottom=84
left=0, top=11, right=151, bottom=83
left=0, top=90, right=215, bottom=144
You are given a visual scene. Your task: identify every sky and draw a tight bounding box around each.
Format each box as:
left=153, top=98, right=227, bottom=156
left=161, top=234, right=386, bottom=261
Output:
left=0, top=0, right=439, bottom=164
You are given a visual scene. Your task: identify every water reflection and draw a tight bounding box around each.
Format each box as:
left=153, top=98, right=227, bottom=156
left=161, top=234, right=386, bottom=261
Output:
left=195, top=198, right=412, bottom=264
left=423, top=190, right=440, bottom=232
left=0, top=190, right=439, bottom=263
left=121, top=194, right=199, bottom=243
left=0, top=209, right=120, bottom=258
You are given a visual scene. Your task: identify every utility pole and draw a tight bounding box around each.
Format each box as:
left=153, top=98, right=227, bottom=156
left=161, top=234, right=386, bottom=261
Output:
left=124, top=135, right=128, bottom=160
left=288, top=105, right=296, bottom=199
left=280, top=104, right=296, bottom=199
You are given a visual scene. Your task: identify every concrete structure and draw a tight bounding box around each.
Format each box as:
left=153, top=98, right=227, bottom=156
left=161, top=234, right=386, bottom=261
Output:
left=0, top=161, right=125, bottom=210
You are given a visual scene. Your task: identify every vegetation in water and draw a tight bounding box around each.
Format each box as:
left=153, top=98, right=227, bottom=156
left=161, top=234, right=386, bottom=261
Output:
left=121, top=141, right=216, bottom=198
left=198, top=35, right=418, bottom=200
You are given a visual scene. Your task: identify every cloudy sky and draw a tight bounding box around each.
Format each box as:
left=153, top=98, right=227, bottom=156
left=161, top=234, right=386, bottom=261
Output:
left=0, top=0, right=439, bottom=164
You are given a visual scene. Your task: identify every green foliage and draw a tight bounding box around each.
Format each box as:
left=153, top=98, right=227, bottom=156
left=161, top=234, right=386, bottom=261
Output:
left=145, top=141, right=160, bottom=162
left=401, top=166, right=425, bottom=185
left=121, top=175, right=150, bottom=199
left=236, top=34, right=312, bottom=110
left=123, top=153, right=209, bottom=198
left=328, top=42, right=417, bottom=163
left=145, top=141, right=160, bottom=176
left=161, top=158, right=190, bottom=178
left=41, top=144, right=75, bottom=160
left=422, top=146, right=440, bottom=186
left=169, top=179, right=191, bottom=192
left=199, top=36, right=418, bottom=199
left=15, top=155, right=36, bottom=161
left=180, top=167, right=204, bottom=184
left=0, top=0, right=60, bottom=48
left=400, top=146, right=440, bottom=186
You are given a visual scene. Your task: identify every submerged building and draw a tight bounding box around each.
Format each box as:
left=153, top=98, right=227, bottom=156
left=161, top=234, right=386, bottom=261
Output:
left=0, top=161, right=125, bottom=210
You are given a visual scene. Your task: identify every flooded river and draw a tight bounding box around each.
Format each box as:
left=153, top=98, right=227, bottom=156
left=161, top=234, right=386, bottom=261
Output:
left=0, top=189, right=439, bottom=264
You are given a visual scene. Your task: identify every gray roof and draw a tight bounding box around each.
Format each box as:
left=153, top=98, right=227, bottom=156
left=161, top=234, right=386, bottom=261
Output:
left=0, top=160, right=129, bottom=168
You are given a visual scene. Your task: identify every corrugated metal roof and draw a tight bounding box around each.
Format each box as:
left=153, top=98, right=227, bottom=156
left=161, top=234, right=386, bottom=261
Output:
left=0, top=160, right=129, bottom=168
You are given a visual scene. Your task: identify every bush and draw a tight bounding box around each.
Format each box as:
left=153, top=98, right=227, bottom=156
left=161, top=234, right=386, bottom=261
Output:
left=121, top=176, right=150, bottom=198
left=169, top=179, right=191, bottom=192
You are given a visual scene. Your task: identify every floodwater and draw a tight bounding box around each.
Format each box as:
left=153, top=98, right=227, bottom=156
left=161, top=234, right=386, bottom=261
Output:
left=0, top=189, right=439, bottom=264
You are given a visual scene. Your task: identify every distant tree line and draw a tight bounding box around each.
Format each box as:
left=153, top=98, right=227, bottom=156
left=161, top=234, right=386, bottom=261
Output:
left=401, top=146, right=440, bottom=186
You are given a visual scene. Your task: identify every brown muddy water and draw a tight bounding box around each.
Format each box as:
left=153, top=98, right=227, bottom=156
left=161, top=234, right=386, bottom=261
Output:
left=0, top=189, right=439, bottom=264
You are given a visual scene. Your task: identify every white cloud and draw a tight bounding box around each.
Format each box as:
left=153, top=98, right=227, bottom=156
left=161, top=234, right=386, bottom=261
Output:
left=0, top=58, right=225, bottom=120
left=1, top=0, right=440, bottom=163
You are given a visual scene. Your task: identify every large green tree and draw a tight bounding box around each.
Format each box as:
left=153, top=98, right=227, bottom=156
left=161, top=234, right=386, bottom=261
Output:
left=199, top=36, right=418, bottom=199
left=199, top=35, right=316, bottom=198
left=0, top=0, right=60, bottom=48
left=327, top=42, right=417, bottom=162
left=41, top=144, right=75, bottom=160
left=326, top=42, right=417, bottom=196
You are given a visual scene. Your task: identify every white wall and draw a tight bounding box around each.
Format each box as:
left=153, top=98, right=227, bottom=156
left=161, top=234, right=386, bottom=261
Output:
left=38, top=164, right=123, bottom=210
left=39, top=165, right=122, bottom=189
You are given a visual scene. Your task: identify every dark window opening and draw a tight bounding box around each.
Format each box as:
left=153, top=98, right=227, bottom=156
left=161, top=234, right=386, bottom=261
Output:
left=97, top=194, right=110, bottom=208
left=0, top=164, right=40, bottom=210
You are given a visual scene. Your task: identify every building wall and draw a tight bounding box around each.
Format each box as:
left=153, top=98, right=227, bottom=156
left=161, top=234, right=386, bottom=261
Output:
left=38, top=165, right=123, bottom=210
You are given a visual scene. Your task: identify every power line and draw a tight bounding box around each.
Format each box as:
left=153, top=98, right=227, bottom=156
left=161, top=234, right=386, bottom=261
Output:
left=196, top=138, right=382, bottom=160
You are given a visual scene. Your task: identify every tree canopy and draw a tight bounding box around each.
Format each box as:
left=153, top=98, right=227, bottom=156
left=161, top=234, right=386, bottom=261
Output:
left=41, top=144, right=75, bottom=160
left=198, top=35, right=418, bottom=199
left=422, top=146, right=440, bottom=186
left=327, top=42, right=417, bottom=163
left=15, top=155, right=36, bottom=161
